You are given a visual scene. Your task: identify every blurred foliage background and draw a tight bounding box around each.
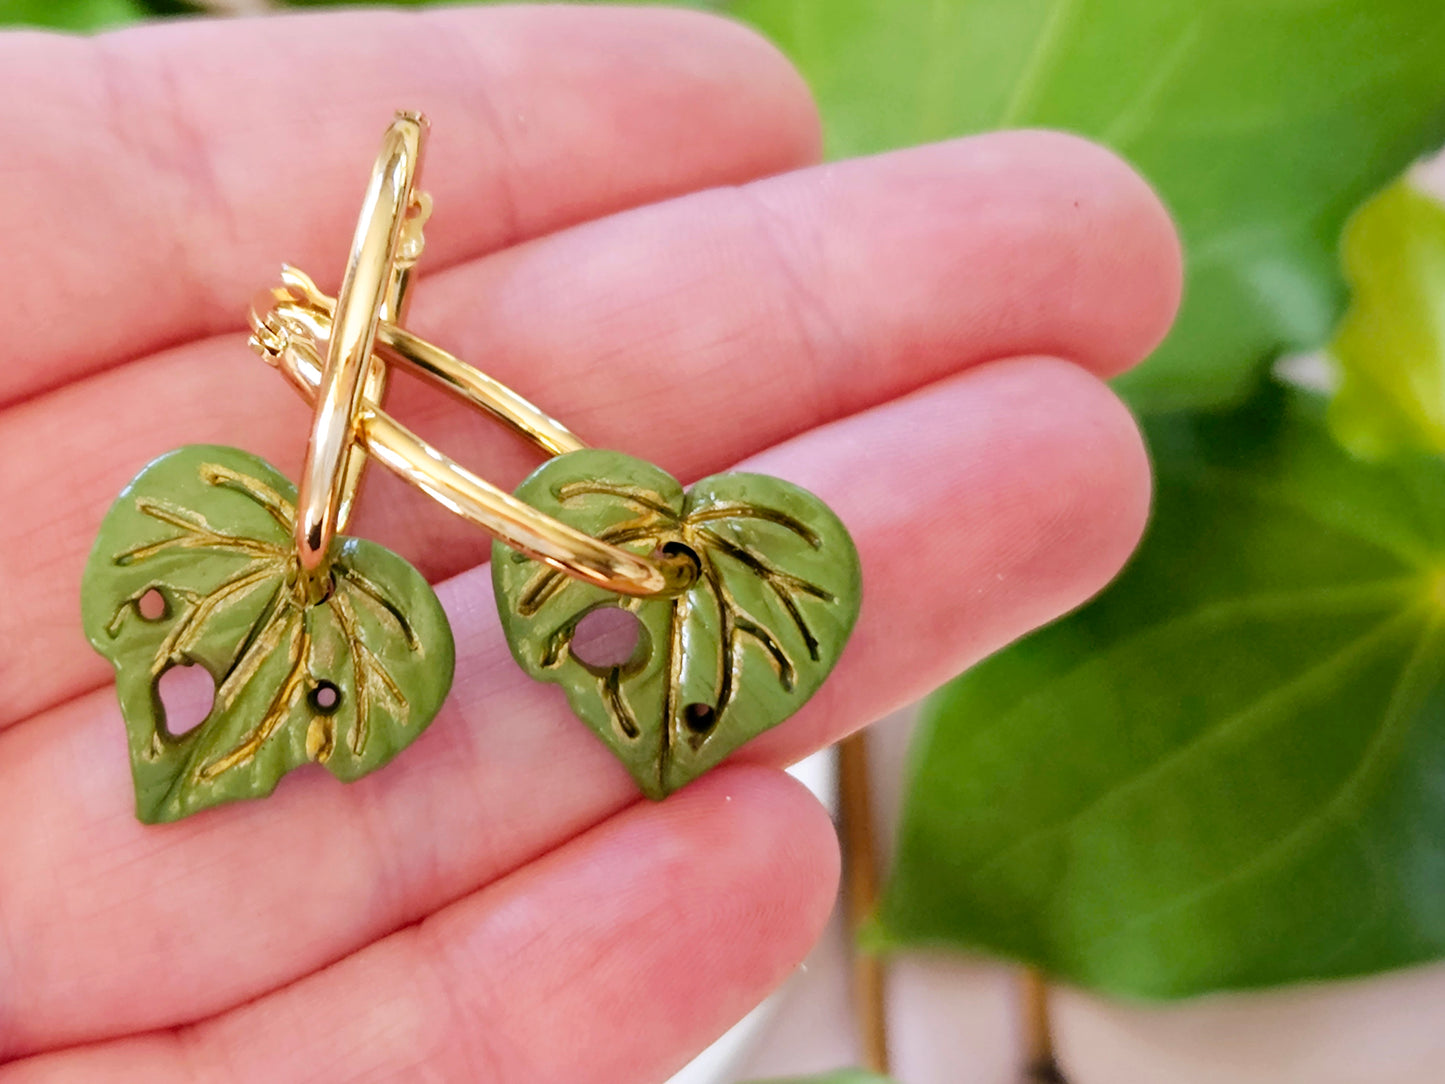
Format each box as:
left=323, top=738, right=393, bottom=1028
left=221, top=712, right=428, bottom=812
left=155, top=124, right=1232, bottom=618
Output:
left=11, top=0, right=1445, bottom=1017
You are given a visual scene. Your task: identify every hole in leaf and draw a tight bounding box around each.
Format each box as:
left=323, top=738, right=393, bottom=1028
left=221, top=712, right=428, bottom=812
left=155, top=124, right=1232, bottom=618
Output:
left=683, top=703, right=716, bottom=734
left=309, top=681, right=342, bottom=715
left=137, top=588, right=167, bottom=621
left=572, top=607, right=643, bottom=670
left=658, top=540, right=701, bottom=588
left=157, top=662, right=215, bottom=738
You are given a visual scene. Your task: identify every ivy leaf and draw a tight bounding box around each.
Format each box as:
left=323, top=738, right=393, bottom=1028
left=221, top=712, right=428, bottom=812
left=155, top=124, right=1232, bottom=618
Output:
left=0, top=0, right=150, bottom=30
left=877, top=386, right=1445, bottom=996
left=81, top=446, right=454, bottom=824
left=1329, top=179, right=1445, bottom=459
left=492, top=449, right=860, bottom=798
left=728, top=0, right=1445, bottom=412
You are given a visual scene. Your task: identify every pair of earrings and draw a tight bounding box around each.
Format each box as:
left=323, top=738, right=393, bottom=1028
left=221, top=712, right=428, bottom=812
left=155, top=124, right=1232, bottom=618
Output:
left=81, top=114, right=861, bottom=824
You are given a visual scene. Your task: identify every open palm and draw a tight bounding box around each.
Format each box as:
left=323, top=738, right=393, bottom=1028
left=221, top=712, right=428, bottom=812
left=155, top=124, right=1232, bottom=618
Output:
left=0, top=5, right=1178, bottom=1082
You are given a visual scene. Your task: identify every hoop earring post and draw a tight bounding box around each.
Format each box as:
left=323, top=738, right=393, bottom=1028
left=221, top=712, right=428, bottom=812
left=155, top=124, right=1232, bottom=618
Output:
left=293, top=112, right=426, bottom=597
left=337, top=187, right=431, bottom=532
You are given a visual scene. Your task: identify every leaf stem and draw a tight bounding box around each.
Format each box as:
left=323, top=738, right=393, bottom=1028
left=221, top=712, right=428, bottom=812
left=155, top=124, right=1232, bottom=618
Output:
left=1021, top=968, right=1066, bottom=1083
left=838, top=730, right=890, bottom=1074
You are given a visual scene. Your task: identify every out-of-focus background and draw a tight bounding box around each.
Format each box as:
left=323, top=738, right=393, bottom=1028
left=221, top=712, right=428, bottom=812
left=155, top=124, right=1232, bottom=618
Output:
left=12, top=3, right=1445, bottom=1083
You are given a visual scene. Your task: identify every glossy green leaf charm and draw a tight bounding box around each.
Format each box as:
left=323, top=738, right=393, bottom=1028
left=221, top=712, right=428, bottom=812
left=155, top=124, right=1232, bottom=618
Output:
left=492, top=449, right=860, bottom=799
left=81, top=445, right=455, bottom=824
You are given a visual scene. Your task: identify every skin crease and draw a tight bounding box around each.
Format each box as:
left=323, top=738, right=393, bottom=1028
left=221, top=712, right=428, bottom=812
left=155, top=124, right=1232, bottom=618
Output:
left=0, top=5, right=1181, bottom=1084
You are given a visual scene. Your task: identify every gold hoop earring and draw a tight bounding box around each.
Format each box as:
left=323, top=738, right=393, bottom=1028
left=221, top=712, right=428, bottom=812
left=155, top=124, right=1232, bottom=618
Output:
left=84, top=112, right=860, bottom=822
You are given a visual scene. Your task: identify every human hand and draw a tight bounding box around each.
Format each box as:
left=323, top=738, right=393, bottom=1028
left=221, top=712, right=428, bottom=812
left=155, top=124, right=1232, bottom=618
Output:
left=0, top=5, right=1178, bottom=1081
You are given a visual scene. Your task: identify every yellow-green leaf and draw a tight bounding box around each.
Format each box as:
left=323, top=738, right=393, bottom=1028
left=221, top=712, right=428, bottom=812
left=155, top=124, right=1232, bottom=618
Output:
left=1329, top=179, right=1445, bottom=458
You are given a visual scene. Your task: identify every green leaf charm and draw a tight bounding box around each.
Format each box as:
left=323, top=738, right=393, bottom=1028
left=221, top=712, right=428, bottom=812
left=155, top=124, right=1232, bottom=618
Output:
left=81, top=445, right=455, bottom=824
left=492, top=450, right=860, bottom=799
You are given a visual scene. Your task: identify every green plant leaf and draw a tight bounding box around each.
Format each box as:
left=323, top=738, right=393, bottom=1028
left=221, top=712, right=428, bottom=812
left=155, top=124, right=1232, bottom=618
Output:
left=493, top=449, right=860, bottom=799
left=1329, top=179, right=1445, bottom=458
left=0, top=0, right=149, bottom=30
left=728, top=0, right=1445, bottom=412
left=137, top=0, right=203, bottom=15
left=877, top=386, right=1445, bottom=997
left=81, top=446, right=455, bottom=823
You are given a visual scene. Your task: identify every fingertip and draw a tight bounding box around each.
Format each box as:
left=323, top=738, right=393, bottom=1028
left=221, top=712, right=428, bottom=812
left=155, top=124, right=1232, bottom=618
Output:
left=669, top=765, right=842, bottom=927
left=671, top=8, right=825, bottom=172
left=424, top=1, right=824, bottom=193
left=736, top=127, right=1183, bottom=392
left=1071, top=137, right=1184, bottom=371
left=463, top=766, right=842, bottom=1082
left=1015, top=130, right=1184, bottom=372
left=947, top=129, right=1184, bottom=375
left=1041, top=355, right=1154, bottom=578
left=570, top=3, right=824, bottom=178
left=973, top=354, right=1153, bottom=615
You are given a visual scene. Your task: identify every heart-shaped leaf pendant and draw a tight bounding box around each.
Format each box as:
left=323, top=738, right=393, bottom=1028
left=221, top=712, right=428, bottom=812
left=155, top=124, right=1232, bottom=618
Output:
left=81, top=445, right=455, bottom=823
left=493, top=449, right=861, bottom=798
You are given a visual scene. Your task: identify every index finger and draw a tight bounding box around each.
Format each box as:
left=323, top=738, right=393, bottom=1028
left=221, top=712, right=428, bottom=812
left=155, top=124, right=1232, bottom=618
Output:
left=0, top=3, right=818, bottom=404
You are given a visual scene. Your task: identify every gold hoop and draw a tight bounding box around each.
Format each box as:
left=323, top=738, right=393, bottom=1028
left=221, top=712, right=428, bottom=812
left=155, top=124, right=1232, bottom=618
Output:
left=293, top=112, right=427, bottom=595
left=260, top=266, right=586, bottom=460
left=258, top=113, right=695, bottom=598
left=253, top=306, right=694, bottom=596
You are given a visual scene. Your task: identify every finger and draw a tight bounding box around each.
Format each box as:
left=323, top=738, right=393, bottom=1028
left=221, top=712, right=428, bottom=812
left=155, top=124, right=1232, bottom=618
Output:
left=0, top=130, right=1179, bottom=728
left=0, top=3, right=818, bottom=404
left=0, top=766, right=839, bottom=1084
left=0, top=358, right=1149, bottom=1056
